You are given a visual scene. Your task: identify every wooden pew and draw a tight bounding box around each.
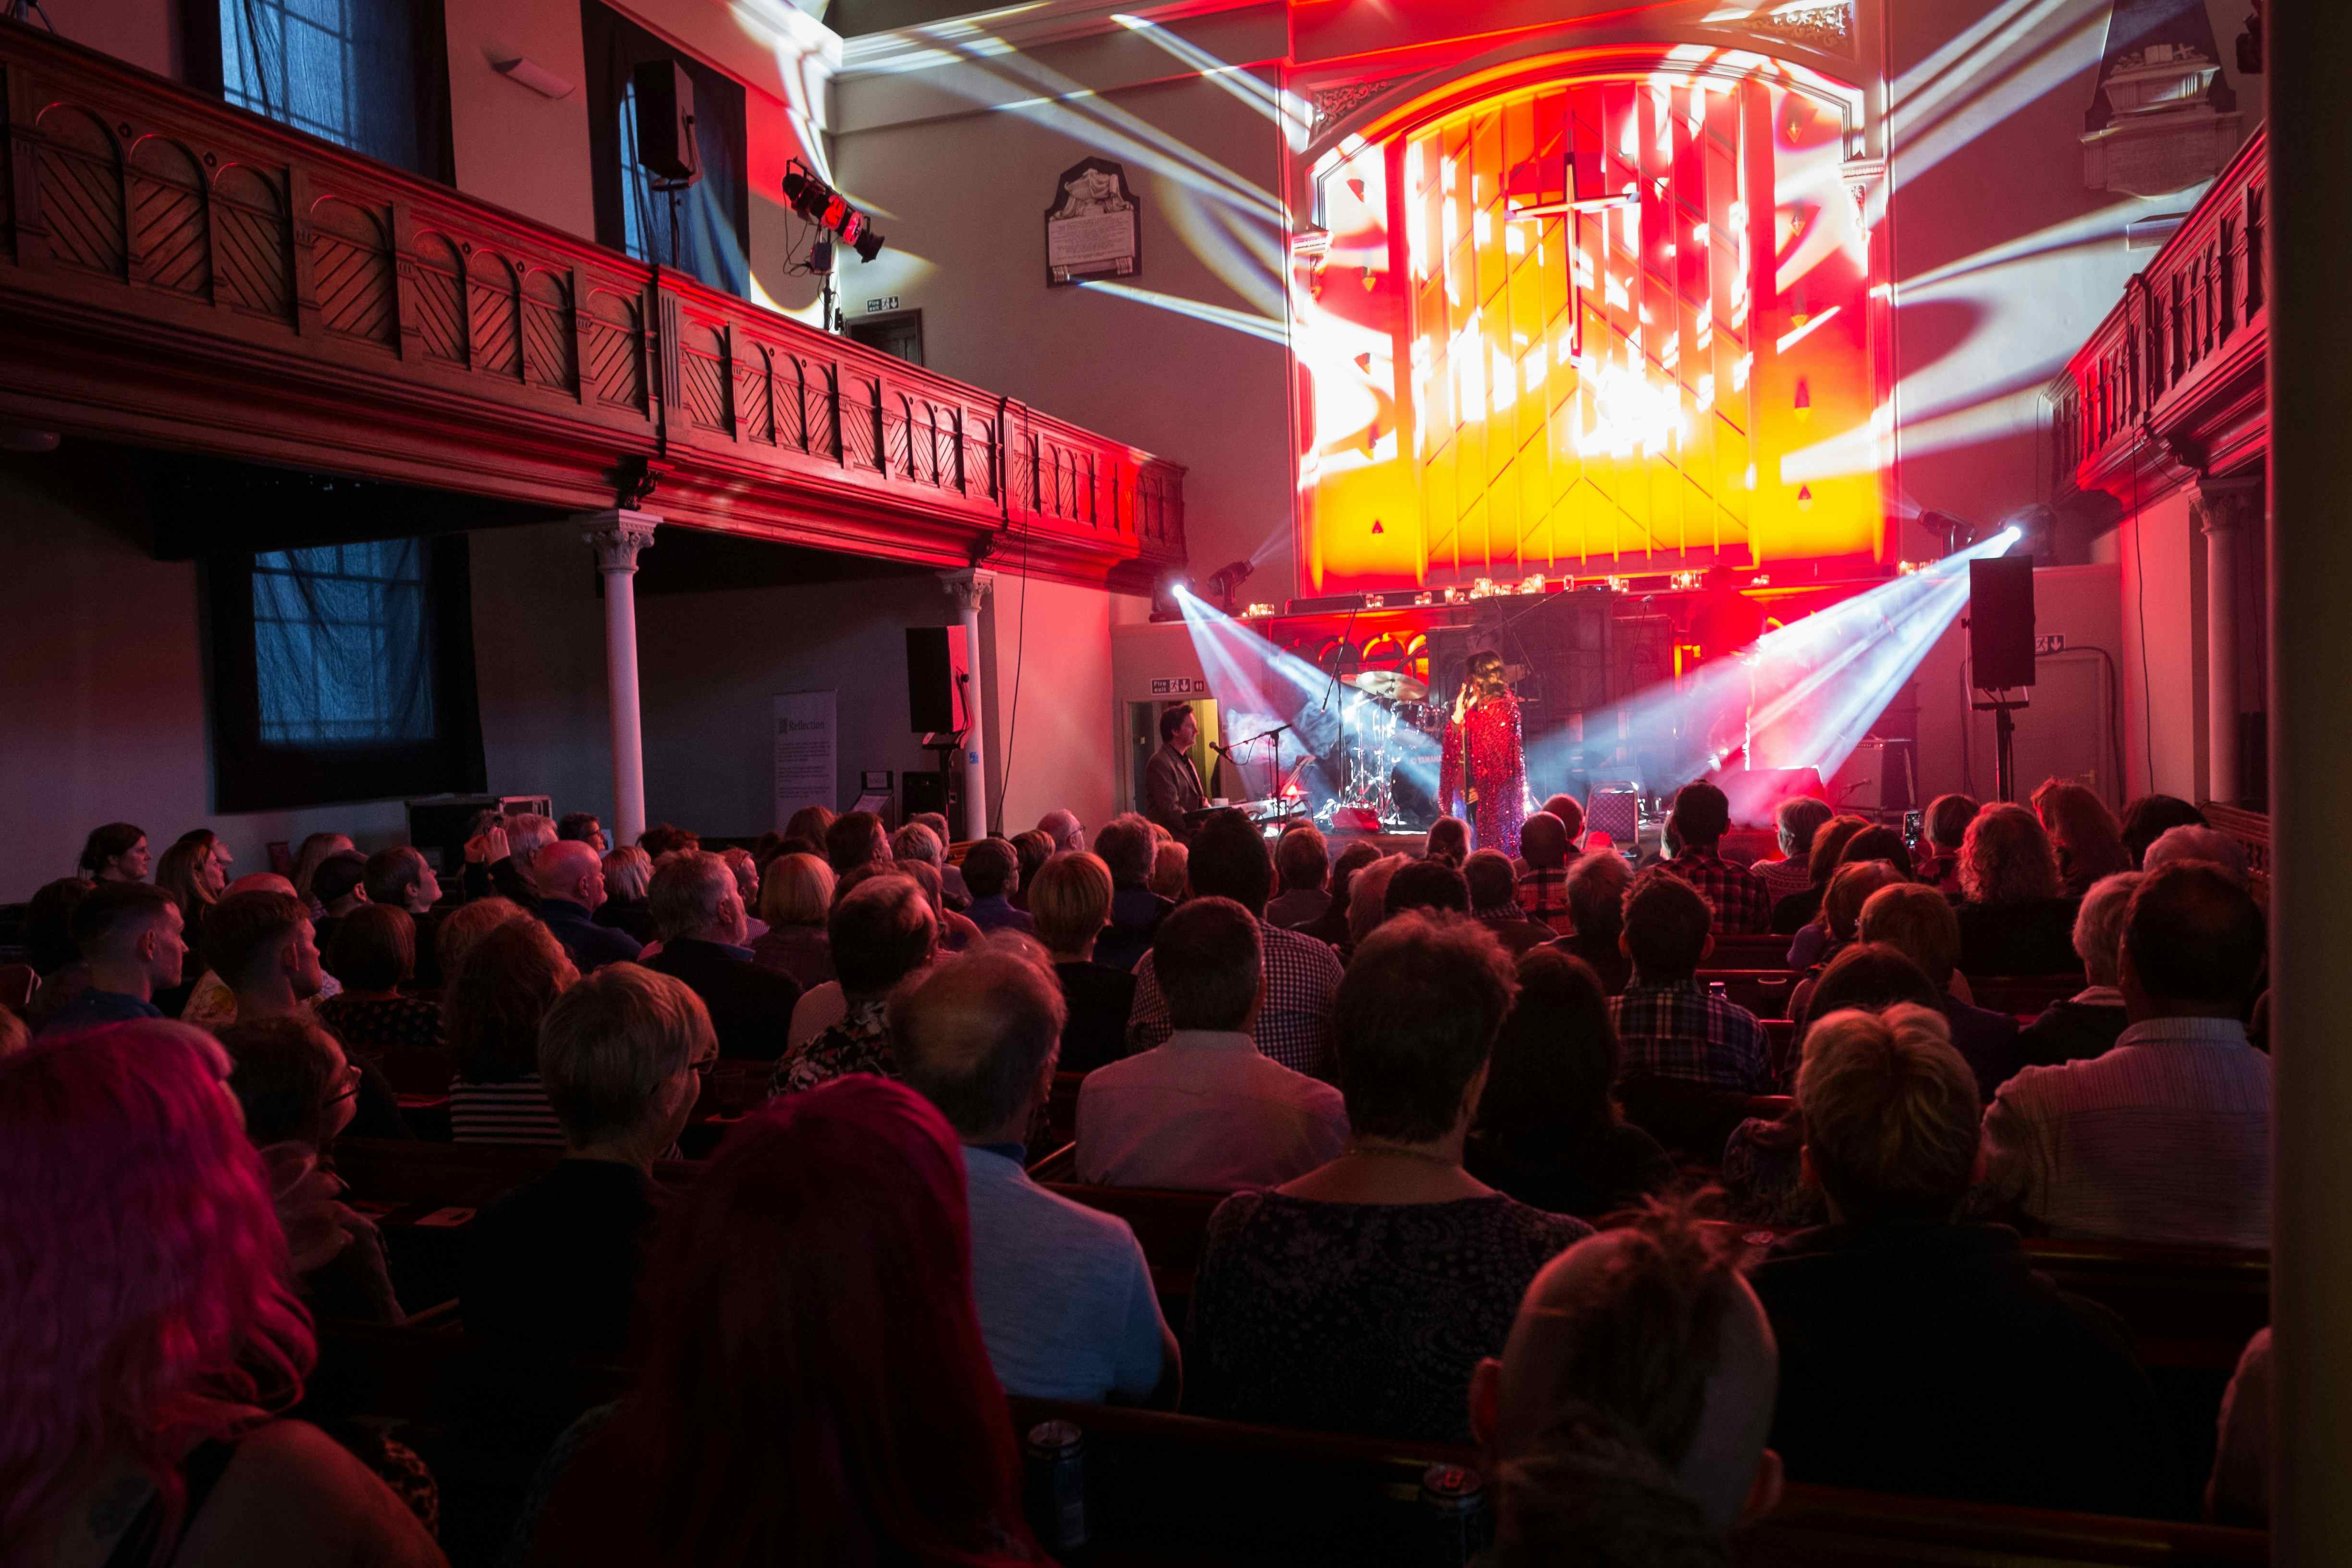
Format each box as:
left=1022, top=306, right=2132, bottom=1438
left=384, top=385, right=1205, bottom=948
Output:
left=1698, top=968, right=1794, bottom=1018
left=2021, top=1237, right=2268, bottom=1372
left=1711, top=932, right=1794, bottom=968
left=1972, top=973, right=2090, bottom=1018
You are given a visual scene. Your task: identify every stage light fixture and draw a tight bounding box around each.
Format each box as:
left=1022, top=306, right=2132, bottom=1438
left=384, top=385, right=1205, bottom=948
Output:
left=782, top=160, right=886, bottom=263
left=1205, top=558, right=1255, bottom=615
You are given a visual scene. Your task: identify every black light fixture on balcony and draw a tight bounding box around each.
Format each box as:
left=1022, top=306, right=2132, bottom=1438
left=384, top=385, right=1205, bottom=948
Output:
left=782, top=160, right=886, bottom=263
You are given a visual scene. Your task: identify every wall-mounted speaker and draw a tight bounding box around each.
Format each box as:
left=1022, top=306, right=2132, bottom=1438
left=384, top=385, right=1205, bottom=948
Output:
left=1969, top=557, right=2037, bottom=689
left=629, top=59, right=699, bottom=184
left=906, top=626, right=972, bottom=735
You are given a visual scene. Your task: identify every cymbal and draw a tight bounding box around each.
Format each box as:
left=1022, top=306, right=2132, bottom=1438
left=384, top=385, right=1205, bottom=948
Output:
left=1347, top=670, right=1430, bottom=702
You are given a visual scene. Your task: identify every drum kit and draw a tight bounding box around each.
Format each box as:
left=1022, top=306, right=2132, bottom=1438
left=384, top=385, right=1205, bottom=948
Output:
left=1325, top=668, right=1441, bottom=828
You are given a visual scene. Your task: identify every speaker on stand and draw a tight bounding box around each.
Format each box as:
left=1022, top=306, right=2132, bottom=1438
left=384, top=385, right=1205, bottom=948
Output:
left=629, top=59, right=700, bottom=267
left=1968, top=556, right=2037, bottom=802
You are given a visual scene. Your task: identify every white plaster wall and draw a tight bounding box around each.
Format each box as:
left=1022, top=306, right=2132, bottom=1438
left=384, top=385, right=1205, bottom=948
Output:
left=978, top=570, right=1119, bottom=838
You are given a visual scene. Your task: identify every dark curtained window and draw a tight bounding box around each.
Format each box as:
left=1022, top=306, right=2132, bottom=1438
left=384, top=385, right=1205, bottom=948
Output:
left=184, top=0, right=454, bottom=182
left=204, top=535, right=486, bottom=812
left=582, top=0, right=750, bottom=296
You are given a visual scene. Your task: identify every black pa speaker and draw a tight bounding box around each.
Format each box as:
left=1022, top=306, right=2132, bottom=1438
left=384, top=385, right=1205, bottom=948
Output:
left=906, top=626, right=972, bottom=734
left=630, top=59, right=699, bottom=184
left=1969, top=557, right=2037, bottom=689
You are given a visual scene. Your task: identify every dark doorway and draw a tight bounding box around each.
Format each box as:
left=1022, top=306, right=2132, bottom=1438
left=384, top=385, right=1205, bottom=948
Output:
left=847, top=309, right=925, bottom=366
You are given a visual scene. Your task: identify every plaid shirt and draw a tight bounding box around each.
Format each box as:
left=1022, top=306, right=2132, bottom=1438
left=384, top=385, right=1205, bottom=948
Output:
left=1610, top=979, right=1774, bottom=1094
left=1516, top=867, right=1572, bottom=933
left=1128, top=919, right=1343, bottom=1079
left=1663, top=846, right=1773, bottom=935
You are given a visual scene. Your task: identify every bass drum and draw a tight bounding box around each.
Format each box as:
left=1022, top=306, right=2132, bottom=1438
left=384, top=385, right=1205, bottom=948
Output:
left=1389, top=767, right=1438, bottom=829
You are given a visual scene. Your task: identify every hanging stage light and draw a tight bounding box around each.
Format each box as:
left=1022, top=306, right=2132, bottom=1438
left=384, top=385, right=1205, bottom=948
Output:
left=782, top=160, right=886, bottom=263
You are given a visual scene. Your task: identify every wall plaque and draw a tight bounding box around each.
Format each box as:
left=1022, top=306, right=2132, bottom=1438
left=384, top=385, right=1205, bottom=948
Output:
left=1045, top=157, right=1141, bottom=286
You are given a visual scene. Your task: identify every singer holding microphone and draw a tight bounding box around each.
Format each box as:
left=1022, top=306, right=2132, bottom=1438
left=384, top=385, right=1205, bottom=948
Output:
left=1438, top=650, right=1528, bottom=854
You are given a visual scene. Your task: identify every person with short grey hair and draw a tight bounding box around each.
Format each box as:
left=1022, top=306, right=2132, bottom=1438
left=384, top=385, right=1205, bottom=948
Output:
left=1556, top=850, right=1634, bottom=993
left=643, top=851, right=801, bottom=1060
left=2018, top=870, right=2143, bottom=1067
left=1759, top=795, right=1836, bottom=909
left=466, top=962, right=717, bottom=1362
left=896, top=947, right=1178, bottom=1407
left=2140, top=824, right=2252, bottom=882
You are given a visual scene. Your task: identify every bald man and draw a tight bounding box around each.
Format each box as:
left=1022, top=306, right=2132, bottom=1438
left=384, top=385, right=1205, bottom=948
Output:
left=1470, top=1210, right=1781, bottom=1563
left=534, top=838, right=642, bottom=973
left=1039, top=808, right=1086, bottom=854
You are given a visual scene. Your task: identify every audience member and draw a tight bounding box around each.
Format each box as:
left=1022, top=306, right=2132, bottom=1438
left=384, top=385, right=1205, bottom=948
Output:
left=1189, top=913, right=1589, bottom=1443
left=466, top=964, right=715, bottom=1364
left=465, top=814, right=551, bottom=911
left=637, top=822, right=699, bottom=858
left=643, top=850, right=801, bottom=1060
left=1466, top=949, right=1673, bottom=1217
left=1913, top=793, right=1980, bottom=893
left=749, top=851, right=837, bottom=990
left=0, top=1009, right=24, bottom=1059
left=1079, top=897, right=1348, bottom=1189
left=2120, top=793, right=2207, bottom=867
left=1954, top=804, right=2082, bottom=975
left=594, top=846, right=657, bottom=944
left=308, top=851, right=370, bottom=958
left=1984, top=862, right=2269, bottom=1247
left=1385, top=856, right=1472, bottom=918
left=510, top=1078, right=1040, bottom=1568
left=316, top=905, right=445, bottom=1072
left=1467, top=849, right=1550, bottom=956
left=291, top=833, right=358, bottom=917
left=909, top=810, right=970, bottom=904
left=219, top=1015, right=404, bottom=1323
left=20, top=879, right=95, bottom=1027
left=2033, top=779, right=2134, bottom=897
left=156, top=833, right=227, bottom=1001
left=557, top=811, right=608, bottom=854
left=822, top=810, right=891, bottom=877
left=35, top=882, right=184, bottom=1037
left=783, top=804, right=836, bottom=848
left=1787, top=858, right=1906, bottom=973
left=773, top=875, right=937, bottom=1094
left=1470, top=1207, right=1781, bottom=1564
left=1093, top=812, right=1174, bottom=971
left=2018, top=872, right=2141, bottom=1067
left=959, top=838, right=1037, bottom=936
left=1030, top=851, right=1137, bottom=1074
left=435, top=895, right=528, bottom=987
left=1343, top=854, right=1409, bottom=956
left=1538, top=793, right=1587, bottom=847
left=1299, top=839, right=1384, bottom=949
left=896, top=949, right=1178, bottom=1405
left=899, top=858, right=984, bottom=951
left=1756, top=796, right=1835, bottom=908
left=1039, top=808, right=1087, bottom=854
left=0, top=1025, right=444, bottom=1568
left=445, top=918, right=577, bottom=1146
left=362, top=846, right=444, bottom=989
left=2142, top=823, right=2254, bottom=882
left=1751, top=1005, right=2180, bottom=1517
left=1127, top=809, right=1345, bottom=1078
left=717, top=847, right=769, bottom=941
left=189, top=886, right=328, bottom=1033
left=77, top=820, right=151, bottom=883
left=1266, top=823, right=1333, bottom=930
left=1425, top=816, right=1470, bottom=868
left=1556, top=850, right=1634, bottom=994
left=1770, top=813, right=1866, bottom=934
left=1148, top=839, right=1190, bottom=904
left=1610, top=870, right=1772, bottom=1095
left=1850, top=882, right=2020, bottom=1097
left=1657, top=781, right=1771, bottom=934
left=531, top=839, right=642, bottom=973
left=1514, top=811, right=1575, bottom=933
left=2207, top=1328, right=2273, bottom=1527
left=1008, top=830, right=1056, bottom=914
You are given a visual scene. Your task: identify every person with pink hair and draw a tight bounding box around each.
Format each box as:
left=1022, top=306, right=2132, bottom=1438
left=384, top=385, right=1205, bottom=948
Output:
left=0, top=1021, right=444, bottom=1567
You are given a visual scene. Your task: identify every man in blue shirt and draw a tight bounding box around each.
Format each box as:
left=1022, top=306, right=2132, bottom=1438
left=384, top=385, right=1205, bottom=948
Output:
left=37, top=882, right=186, bottom=1037
left=960, top=837, right=1037, bottom=938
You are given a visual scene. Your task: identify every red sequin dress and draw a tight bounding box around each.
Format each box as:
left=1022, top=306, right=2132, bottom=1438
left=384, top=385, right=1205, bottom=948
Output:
left=1439, top=692, right=1527, bottom=855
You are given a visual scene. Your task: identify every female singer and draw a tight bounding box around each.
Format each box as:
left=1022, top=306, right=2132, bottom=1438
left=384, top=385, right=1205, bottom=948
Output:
left=1438, top=650, right=1528, bottom=854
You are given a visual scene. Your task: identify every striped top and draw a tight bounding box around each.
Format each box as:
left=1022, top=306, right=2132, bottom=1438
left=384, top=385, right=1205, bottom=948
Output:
left=449, top=1074, right=567, bottom=1147
left=1981, top=1017, right=2270, bottom=1249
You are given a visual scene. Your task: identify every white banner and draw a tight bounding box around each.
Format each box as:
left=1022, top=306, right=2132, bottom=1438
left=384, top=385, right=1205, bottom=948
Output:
left=773, top=691, right=838, bottom=830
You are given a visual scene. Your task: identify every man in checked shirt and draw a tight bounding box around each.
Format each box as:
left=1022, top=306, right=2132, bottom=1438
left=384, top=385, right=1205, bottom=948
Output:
left=1608, top=869, right=1773, bottom=1095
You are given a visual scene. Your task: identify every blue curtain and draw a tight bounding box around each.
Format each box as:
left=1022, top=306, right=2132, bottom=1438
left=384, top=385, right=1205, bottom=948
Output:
left=583, top=0, right=750, bottom=296
left=210, top=0, right=451, bottom=180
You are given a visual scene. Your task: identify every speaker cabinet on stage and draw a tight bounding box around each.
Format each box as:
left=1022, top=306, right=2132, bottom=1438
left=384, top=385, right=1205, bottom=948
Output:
left=1969, top=558, right=2037, bottom=688
left=906, top=626, right=973, bottom=735
left=1427, top=593, right=1614, bottom=717
left=629, top=60, right=700, bottom=183
left=905, top=771, right=950, bottom=821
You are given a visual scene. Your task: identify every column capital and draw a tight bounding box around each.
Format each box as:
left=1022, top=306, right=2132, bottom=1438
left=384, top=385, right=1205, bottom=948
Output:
left=2191, top=475, right=2264, bottom=536
left=580, top=509, right=661, bottom=573
left=938, top=567, right=997, bottom=613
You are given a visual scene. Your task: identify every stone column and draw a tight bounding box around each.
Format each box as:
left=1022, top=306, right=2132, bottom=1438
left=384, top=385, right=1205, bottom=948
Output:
left=939, top=568, right=996, bottom=840
left=582, top=510, right=659, bottom=848
left=2271, top=5, right=2352, bottom=1559
left=2192, top=477, right=2260, bottom=807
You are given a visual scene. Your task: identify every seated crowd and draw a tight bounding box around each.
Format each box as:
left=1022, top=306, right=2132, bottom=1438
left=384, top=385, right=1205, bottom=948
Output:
left=0, top=780, right=2276, bottom=1564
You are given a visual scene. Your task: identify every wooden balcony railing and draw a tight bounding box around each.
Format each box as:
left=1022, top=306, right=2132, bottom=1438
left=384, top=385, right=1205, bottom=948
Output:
left=2048, top=127, right=2267, bottom=496
left=0, top=21, right=1183, bottom=587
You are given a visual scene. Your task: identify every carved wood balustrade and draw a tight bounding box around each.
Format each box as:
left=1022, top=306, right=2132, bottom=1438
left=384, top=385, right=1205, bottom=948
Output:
left=0, top=21, right=1184, bottom=588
